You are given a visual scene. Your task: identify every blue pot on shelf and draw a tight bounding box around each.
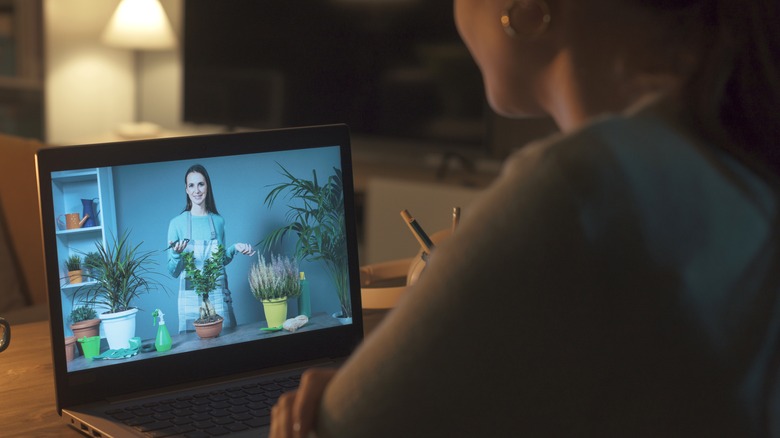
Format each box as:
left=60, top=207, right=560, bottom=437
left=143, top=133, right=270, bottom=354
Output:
left=81, top=198, right=99, bottom=227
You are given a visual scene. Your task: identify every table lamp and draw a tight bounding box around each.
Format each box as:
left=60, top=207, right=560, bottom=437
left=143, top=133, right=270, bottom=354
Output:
left=101, top=0, right=177, bottom=139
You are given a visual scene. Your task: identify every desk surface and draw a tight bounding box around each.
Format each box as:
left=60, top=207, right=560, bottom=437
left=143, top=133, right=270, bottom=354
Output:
left=0, top=311, right=388, bottom=437
left=0, top=320, right=80, bottom=437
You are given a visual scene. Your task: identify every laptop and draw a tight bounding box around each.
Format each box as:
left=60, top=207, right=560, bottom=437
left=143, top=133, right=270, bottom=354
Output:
left=36, top=124, right=364, bottom=437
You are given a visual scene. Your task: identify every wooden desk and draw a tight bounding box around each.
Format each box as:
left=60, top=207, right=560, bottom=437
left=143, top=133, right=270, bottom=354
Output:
left=0, top=313, right=389, bottom=437
left=0, top=320, right=81, bottom=437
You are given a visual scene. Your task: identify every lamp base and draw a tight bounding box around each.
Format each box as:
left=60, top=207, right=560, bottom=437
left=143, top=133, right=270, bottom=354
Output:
left=115, top=121, right=162, bottom=139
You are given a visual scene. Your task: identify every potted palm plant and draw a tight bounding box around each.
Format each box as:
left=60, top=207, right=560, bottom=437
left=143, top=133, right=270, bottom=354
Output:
left=65, top=254, right=82, bottom=284
left=249, top=254, right=302, bottom=329
left=78, top=231, right=164, bottom=349
left=261, top=164, right=351, bottom=323
left=182, top=244, right=226, bottom=339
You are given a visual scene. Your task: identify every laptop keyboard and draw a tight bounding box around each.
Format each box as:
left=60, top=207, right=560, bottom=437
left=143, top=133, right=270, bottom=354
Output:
left=104, top=373, right=302, bottom=437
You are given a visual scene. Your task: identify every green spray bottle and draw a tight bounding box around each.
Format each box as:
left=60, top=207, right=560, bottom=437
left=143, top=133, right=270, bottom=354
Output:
left=152, top=309, right=172, bottom=352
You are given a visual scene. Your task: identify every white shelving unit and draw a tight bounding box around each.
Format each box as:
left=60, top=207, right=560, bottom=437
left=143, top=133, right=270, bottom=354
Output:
left=51, top=167, right=117, bottom=292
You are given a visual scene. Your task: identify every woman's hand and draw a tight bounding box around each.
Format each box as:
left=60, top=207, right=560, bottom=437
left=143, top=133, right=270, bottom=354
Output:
left=234, top=243, right=256, bottom=256
left=270, top=368, right=337, bottom=438
left=169, top=239, right=189, bottom=254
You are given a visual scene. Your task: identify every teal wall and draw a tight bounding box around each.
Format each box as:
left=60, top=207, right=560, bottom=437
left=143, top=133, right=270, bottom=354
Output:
left=104, top=145, right=345, bottom=341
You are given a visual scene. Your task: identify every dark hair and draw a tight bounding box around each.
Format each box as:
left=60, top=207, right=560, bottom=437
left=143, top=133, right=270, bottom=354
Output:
left=646, top=0, right=780, bottom=176
left=629, top=4, right=780, bottom=434
left=182, top=164, right=219, bottom=214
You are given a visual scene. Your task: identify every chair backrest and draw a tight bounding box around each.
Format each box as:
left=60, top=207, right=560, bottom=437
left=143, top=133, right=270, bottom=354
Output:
left=0, top=134, right=47, bottom=306
left=0, top=203, right=25, bottom=313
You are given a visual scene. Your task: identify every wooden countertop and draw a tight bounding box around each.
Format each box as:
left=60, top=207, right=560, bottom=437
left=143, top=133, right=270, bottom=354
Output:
left=0, top=311, right=390, bottom=437
left=0, top=320, right=81, bottom=437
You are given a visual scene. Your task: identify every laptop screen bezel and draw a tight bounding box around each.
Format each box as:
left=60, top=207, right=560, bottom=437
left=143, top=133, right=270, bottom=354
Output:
left=36, top=125, right=364, bottom=411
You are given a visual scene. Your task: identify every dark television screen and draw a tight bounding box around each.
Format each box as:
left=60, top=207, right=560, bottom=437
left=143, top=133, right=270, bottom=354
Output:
left=183, top=0, right=489, bottom=149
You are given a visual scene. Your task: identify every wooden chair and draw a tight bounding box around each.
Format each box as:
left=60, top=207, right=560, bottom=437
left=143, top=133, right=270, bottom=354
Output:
left=0, top=134, right=49, bottom=321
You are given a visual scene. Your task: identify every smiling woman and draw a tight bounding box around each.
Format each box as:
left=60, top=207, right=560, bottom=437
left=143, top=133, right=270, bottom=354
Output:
left=166, top=164, right=255, bottom=334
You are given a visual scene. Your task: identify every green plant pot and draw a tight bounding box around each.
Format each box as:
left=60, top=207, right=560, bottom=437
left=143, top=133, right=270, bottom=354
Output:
left=262, top=298, right=288, bottom=329
left=78, top=336, right=101, bottom=359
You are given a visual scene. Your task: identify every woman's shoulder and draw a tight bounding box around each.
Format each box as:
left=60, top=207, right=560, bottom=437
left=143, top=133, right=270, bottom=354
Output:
left=209, top=213, right=226, bottom=227
left=504, top=100, right=711, bottom=187
left=169, top=211, right=188, bottom=224
left=497, top=99, right=775, bottom=258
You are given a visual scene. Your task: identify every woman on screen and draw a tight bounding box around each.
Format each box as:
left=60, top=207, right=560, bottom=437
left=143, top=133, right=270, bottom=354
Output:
left=167, top=164, right=255, bottom=333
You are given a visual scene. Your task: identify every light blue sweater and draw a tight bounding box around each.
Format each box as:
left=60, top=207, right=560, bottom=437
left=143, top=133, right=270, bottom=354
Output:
left=317, top=98, right=779, bottom=437
left=166, top=212, right=237, bottom=278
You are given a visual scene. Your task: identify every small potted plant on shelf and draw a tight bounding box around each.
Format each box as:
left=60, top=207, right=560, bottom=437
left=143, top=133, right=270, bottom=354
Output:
left=182, top=244, right=226, bottom=339
left=77, top=231, right=165, bottom=350
left=249, top=254, right=302, bottom=329
left=261, top=164, right=351, bottom=323
left=65, top=254, right=83, bottom=284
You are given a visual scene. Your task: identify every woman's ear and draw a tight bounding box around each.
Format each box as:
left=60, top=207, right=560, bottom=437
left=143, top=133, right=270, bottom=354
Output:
left=501, top=0, right=552, bottom=39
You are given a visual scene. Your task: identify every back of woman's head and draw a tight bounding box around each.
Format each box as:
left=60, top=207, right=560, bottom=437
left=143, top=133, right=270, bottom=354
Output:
left=636, top=0, right=780, bottom=176
left=631, top=5, right=780, bottom=437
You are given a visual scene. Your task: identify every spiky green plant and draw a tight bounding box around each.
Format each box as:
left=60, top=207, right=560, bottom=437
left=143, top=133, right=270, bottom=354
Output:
left=82, top=251, right=100, bottom=276
left=260, top=164, right=351, bottom=318
left=65, top=254, right=82, bottom=272
left=182, top=244, right=226, bottom=323
left=77, top=231, right=165, bottom=314
left=248, top=254, right=301, bottom=301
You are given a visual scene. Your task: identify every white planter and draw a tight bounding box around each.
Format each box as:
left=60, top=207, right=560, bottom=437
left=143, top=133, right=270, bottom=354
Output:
left=332, top=311, right=353, bottom=325
left=99, top=308, right=138, bottom=350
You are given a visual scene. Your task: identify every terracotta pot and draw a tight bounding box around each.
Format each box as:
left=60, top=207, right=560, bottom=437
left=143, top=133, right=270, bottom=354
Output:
left=71, top=318, right=100, bottom=340
left=64, top=336, right=76, bottom=362
left=194, top=318, right=223, bottom=339
left=68, top=269, right=82, bottom=284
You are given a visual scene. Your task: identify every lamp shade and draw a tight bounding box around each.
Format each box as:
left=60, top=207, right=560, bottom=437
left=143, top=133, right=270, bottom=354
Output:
left=101, top=0, right=176, bottom=50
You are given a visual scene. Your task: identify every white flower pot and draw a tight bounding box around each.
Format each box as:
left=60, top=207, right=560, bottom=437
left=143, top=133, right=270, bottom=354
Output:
left=99, top=308, right=138, bottom=350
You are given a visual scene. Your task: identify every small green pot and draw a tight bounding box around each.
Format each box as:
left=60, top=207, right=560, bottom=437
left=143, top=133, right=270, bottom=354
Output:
left=261, top=298, right=288, bottom=329
left=78, top=336, right=101, bottom=358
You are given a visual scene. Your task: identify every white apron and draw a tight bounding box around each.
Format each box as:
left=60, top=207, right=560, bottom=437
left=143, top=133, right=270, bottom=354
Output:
left=177, top=213, right=233, bottom=333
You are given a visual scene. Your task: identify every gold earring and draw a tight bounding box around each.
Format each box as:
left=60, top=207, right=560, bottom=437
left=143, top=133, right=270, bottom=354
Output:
left=500, top=0, right=551, bottom=39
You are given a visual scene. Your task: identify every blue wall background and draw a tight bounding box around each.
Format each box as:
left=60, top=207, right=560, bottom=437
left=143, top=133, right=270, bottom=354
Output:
left=107, top=146, right=345, bottom=340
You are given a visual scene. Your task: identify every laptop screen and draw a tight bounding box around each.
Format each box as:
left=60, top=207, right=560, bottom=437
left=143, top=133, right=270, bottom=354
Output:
left=37, top=125, right=363, bottom=409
